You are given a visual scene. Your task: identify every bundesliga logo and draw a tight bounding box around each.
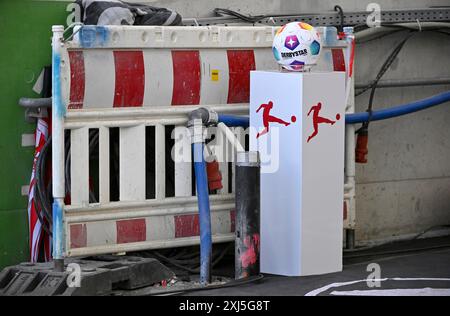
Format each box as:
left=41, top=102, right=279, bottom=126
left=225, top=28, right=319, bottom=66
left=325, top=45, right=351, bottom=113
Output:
left=281, top=49, right=308, bottom=58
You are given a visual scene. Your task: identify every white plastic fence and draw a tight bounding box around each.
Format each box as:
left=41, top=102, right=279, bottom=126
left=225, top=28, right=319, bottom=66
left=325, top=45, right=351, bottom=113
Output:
left=54, top=25, right=353, bottom=257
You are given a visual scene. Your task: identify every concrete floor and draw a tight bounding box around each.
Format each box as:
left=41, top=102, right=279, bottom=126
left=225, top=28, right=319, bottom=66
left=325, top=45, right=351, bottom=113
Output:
left=182, top=236, right=450, bottom=296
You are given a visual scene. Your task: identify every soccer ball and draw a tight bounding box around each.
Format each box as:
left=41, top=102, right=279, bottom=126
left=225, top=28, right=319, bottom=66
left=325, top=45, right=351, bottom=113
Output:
left=272, top=22, right=322, bottom=71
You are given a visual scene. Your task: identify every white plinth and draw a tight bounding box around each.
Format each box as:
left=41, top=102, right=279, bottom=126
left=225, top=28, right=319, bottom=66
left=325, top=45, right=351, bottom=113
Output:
left=250, top=71, right=345, bottom=276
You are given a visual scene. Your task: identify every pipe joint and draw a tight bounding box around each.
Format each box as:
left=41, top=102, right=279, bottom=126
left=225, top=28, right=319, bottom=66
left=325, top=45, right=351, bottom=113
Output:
left=187, top=107, right=218, bottom=128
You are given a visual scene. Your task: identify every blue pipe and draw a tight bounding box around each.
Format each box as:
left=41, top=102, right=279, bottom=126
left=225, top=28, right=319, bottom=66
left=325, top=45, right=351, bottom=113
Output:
left=217, top=91, right=450, bottom=127
left=192, top=142, right=212, bottom=284
left=218, top=114, right=250, bottom=127
left=346, top=90, right=450, bottom=124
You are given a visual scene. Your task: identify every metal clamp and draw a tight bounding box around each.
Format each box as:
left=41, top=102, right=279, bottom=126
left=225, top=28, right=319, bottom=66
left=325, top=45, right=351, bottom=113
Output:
left=19, top=97, right=52, bottom=123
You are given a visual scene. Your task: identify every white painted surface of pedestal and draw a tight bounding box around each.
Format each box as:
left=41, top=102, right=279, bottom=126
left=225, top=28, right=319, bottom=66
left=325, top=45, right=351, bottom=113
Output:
left=250, top=70, right=345, bottom=276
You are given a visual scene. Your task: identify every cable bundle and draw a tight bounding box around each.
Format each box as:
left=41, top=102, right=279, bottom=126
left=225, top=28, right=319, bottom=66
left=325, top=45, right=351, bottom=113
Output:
left=145, top=243, right=233, bottom=275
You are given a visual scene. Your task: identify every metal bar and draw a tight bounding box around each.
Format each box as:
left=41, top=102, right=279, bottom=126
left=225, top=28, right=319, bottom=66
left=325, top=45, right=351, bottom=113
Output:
left=19, top=97, right=52, bottom=108
left=65, top=104, right=249, bottom=120
left=64, top=105, right=250, bottom=129
left=65, top=194, right=234, bottom=213
left=65, top=118, right=190, bottom=129
left=356, top=78, right=450, bottom=90
left=343, top=29, right=357, bottom=234
left=52, top=25, right=66, bottom=271
left=67, top=234, right=235, bottom=257
left=183, top=8, right=450, bottom=27
left=66, top=203, right=235, bottom=224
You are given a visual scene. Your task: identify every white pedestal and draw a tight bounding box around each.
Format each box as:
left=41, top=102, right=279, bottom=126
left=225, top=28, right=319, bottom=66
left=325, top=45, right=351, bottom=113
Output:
left=250, top=71, right=345, bottom=276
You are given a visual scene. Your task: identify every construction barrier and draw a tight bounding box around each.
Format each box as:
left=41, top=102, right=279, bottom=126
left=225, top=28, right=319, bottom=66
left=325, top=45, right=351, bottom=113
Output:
left=53, top=25, right=352, bottom=257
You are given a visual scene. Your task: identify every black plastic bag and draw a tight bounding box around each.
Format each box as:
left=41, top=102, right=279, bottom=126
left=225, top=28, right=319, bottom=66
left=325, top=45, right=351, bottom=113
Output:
left=75, top=0, right=182, bottom=26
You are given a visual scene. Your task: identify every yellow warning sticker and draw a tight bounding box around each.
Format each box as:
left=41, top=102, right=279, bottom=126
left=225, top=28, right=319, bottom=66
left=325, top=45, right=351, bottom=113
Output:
left=211, top=69, right=219, bottom=82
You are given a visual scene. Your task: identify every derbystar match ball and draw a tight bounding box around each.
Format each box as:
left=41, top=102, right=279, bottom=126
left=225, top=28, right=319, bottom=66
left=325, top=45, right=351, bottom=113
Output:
left=272, top=22, right=322, bottom=71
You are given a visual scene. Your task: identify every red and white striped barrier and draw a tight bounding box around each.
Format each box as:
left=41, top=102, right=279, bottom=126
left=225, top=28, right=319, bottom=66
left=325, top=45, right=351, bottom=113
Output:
left=62, top=26, right=348, bottom=110
left=66, top=49, right=274, bottom=109
left=68, top=209, right=235, bottom=256
left=58, top=26, right=351, bottom=257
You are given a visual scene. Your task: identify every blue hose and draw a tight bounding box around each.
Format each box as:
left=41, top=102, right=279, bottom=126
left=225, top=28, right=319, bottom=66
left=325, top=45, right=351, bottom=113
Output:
left=218, top=114, right=250, bottom=127
left=346, top=90, right=450, bottom=124
left=217, top=90, right=450, bottom=126
left=192, top=142, right=212, bottom=284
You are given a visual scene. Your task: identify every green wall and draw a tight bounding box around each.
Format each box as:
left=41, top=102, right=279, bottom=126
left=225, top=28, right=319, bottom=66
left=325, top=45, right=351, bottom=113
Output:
left=0, top=0, right=67, bottom=268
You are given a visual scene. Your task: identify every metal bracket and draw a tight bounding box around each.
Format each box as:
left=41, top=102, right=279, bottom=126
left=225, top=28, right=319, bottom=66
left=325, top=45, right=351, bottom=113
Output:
left=183, top=8, right=450, bottom=26
left=19, top=97, right=51, bottom=123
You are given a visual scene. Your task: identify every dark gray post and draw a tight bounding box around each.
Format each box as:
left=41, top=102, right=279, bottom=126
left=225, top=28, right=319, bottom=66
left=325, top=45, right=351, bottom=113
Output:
left=235, top=152, right=260, bottom=280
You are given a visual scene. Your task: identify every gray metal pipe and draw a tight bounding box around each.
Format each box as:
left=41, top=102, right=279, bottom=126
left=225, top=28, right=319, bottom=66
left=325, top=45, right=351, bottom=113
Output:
left=19, top=97, right=52, bottom=108
left=356, top=78, right=450, bottom=90
left=355, top=22, right=450, bottom=42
